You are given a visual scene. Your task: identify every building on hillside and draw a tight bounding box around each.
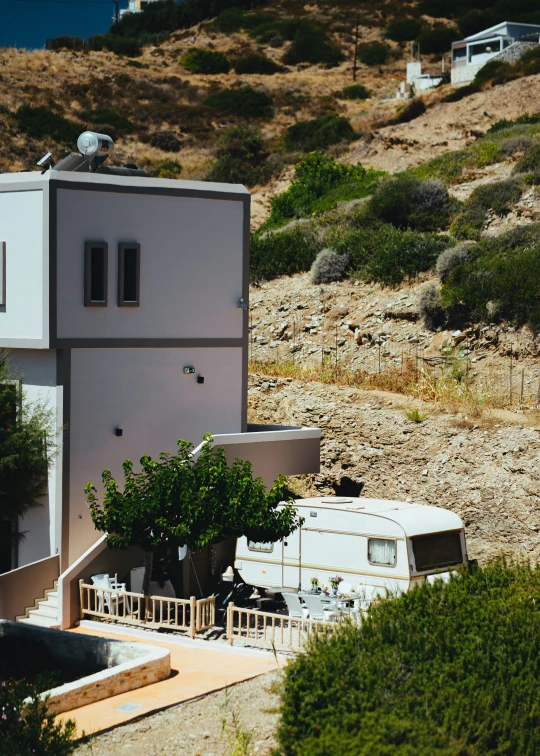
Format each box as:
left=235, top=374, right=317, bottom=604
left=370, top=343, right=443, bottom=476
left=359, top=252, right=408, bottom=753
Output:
left=119, top=0, right=158, bottom=19
left=451, top=21, right=540, bottom=85
left=0, top=156, right=320, bottom=626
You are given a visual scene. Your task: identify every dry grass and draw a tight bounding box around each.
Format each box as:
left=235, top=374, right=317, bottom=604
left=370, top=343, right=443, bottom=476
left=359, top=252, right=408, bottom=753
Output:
left=249, top=357, right=526, bottom=417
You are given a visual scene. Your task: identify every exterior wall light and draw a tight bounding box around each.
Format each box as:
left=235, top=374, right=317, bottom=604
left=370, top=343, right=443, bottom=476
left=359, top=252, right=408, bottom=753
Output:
left=237, top=297, right=248, bottom=310
left=183, top=366, right=195, bottom=375
left=197, top=376, right=205, bottom=384
left=115, top=428, right=123, bottom=437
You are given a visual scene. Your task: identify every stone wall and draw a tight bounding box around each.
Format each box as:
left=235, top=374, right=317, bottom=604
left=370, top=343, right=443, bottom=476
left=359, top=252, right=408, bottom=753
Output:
left=492, top=41, right=539, bottom=66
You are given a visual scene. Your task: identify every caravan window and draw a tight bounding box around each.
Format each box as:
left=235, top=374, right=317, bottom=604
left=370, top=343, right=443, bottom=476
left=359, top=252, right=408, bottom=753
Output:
left=412, top=531, right=463, bottom=572
left=248, top=541, right=274, bottom=553
left=368, top=538, right=396, bottom=566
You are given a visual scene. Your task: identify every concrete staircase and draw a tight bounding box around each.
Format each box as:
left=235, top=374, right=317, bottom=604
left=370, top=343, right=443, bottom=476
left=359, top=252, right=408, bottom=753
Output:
left=16, top=581, right=59, bottom=628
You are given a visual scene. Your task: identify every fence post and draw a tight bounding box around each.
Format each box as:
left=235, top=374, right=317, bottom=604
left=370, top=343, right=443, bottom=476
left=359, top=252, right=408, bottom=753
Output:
left=79, top=579, right=85, bottom=620
left=190, top=596, right=197, bottom=638
left=520, top=368, right=525, bottom=410
left=228, top=602, right=234, bottom=645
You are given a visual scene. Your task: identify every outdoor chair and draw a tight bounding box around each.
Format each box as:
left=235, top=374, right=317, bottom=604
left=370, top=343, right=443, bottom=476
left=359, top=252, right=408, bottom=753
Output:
left=282, top=592, right=309, bottom=621
left=91, top=573, right=130, bottom=616
left=302, top=594, right=338, bottom=622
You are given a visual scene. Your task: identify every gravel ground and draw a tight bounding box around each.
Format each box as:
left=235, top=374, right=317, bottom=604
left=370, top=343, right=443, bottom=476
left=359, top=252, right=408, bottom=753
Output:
left=77, top=671, right=282, bottom=756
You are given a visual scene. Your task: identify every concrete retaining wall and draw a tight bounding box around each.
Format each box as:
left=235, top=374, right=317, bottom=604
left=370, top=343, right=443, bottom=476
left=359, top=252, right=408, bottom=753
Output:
left=0, top=555, right=59, bottom=620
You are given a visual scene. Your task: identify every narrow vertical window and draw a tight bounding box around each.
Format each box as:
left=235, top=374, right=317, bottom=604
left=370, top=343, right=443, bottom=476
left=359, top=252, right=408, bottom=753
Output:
left=118, top=243, right=140, bottom=307
left=0, top=241, right=5, bottom=306
left=84, top=242, right=108, bottom=307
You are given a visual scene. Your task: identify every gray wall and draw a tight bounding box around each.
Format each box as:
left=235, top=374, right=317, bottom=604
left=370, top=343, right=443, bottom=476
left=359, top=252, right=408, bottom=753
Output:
left=67, top=346, right=243, bottom=562
left=55, top=189, right=245, bottom=340
left=0, top=190, right=46, bottom=344
left=0, top=555, right=59, bottom=620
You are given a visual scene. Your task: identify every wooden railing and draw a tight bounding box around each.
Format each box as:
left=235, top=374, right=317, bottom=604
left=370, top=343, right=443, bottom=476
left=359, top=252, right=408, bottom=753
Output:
left=79, top=581, right=215, bottom=638
left=226, top=603, right=340, bottom=650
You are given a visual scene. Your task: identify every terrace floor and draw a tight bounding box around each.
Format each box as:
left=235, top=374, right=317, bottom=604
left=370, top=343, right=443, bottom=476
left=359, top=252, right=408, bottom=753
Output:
left=57, top=621, right=284, bottom=738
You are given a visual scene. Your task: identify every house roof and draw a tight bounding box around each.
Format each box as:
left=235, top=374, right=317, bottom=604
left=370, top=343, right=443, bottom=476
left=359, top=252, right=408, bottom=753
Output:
left=0, top=169, right=250, bottom=197
left=463, top=21, right=540, bottom=43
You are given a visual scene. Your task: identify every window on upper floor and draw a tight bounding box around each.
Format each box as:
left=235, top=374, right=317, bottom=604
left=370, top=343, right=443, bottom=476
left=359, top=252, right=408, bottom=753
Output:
left=84, top=242, right=108, bottom=307
left=118, top=243, right=140, bottom=307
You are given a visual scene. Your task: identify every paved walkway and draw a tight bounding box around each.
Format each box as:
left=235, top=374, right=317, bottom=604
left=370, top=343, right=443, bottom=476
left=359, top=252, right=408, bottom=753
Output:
left=57, top=622, right=284, bottom=738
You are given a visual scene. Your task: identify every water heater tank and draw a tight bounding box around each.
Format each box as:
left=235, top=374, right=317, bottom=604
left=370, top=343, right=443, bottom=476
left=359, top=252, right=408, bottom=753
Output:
left=77, top=131, right=114, bottom=160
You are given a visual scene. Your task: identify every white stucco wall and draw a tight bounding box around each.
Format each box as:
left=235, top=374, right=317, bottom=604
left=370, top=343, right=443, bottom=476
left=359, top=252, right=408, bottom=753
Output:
left=451, top=62, right=483, bottom=85
left=9, top=350, right=61, bottom=567
left=0, top=190, right=46, bottom=344
left=67, top=346, right=243, bottom=561
left=55, top=189, right=245, bottom=340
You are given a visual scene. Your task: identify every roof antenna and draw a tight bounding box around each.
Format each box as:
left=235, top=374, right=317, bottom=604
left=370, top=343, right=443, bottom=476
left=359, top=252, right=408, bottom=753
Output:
left=36, top=152, right=54, bottom=174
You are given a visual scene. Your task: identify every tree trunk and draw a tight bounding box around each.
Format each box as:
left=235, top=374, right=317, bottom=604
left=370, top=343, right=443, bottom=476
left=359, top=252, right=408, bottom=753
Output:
left=142, top=551, right=153, bottom=621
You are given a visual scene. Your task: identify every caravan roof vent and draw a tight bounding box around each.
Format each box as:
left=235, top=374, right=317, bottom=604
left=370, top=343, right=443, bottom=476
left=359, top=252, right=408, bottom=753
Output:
left=321, top=497, right=353, bottom=504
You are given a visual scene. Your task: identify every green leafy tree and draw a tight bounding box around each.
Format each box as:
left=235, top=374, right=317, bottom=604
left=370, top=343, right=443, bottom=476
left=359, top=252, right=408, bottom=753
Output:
left=85, top=435, right=303, bottom=597
left=0, top=356, right=56, bottom=563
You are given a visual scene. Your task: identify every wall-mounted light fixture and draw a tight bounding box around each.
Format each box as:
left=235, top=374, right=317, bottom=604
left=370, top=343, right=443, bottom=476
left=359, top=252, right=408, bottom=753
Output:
left=197, top=376, right=205, bottom=385
left=183, top=366, right=195, bottom=375
left=115, top=428, right=123, bottom=437
left=237, top=297, right=248, bottom=310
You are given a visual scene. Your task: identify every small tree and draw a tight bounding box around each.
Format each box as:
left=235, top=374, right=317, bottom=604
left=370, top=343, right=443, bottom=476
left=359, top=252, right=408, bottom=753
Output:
left=0, top=355, right=56, bottom=564
left=85, top=435, right=303, bottom=597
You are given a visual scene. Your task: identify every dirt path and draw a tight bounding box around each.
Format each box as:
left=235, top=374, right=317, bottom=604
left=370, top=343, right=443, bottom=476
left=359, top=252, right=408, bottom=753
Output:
left=77, top=671, right=281, bottom=756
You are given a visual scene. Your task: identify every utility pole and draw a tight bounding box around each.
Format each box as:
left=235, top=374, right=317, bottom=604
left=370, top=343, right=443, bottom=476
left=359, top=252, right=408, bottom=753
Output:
left=352, top=12, right=359, bottom=81
left=114, top=0, right=119, bottom=26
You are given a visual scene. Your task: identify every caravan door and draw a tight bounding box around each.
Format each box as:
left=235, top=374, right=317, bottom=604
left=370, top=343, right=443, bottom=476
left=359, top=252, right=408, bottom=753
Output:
left=282, top=527, right=301, bottom=590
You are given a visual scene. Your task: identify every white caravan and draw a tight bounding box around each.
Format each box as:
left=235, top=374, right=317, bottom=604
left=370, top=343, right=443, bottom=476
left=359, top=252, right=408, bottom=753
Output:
left=235, top=497, right=468, bottom=595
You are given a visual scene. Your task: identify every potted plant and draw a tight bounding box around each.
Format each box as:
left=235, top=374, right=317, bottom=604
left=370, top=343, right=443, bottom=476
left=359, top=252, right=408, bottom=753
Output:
left=329, top=575, right=343, bottom=595
left=310, top=577, right=319, bottom=593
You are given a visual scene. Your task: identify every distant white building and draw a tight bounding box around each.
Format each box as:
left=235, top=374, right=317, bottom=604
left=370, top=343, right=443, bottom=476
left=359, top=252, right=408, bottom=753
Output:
left=451, top=21, right=540, bottom=85
left=118, top=0, right=158, bottom=19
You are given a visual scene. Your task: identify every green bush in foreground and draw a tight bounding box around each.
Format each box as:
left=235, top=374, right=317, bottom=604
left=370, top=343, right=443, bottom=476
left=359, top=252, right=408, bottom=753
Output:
left=285, top=116, right=355, bottom=152
left=0, top=677, right=76, bottom=755
left=14, top=105, right=81, bottom=144
left=181, top=47, right=230, bottom=74
left=512, top=142, right=540, bottom=174
left=251, top=225, right=318, bottom=281
left=442, top=224, right=540, bottom=330
left=451, top=178, right=523, bottom=239
left=277, top=558, right=540, bottom=756
left=206, top=126, right=272, bottom=187
left=267, top=152, right=382, bottom=225
left=487, top=111, right=540, bottom=135
left=205, top=87, right=273, bottom=118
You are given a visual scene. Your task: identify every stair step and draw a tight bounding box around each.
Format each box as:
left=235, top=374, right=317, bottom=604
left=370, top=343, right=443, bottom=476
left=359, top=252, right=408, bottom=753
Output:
left=47, top=591, right=58, bottom=600
left=40, top=596, right=58, bottom=610
left=29, top=605, right=58, bottom=619
left=18, top=615, right=58, bottom=628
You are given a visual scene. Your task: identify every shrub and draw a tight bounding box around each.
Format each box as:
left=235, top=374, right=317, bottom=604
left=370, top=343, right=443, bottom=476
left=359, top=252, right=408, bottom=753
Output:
left=391, top=97, right=426, bottom=124
left=334, top=225, right=452, bottom=286
left=50, top=35, right=84, bottom=51
left=416, top=26, right=460, bottom=54
left=88, top=34, right=141, bottom=56
left=418, top=282, right=445, bottom=329
left=310, top=248, right=349, bottom=284
left=442, top=225, right=540, bottom=329
left=285, top=116, right=355, bottom=152
left=385, top=18, right=423, bottom=42
left=214, top=6, right=244, bottom=33
left=368, top=174, right=452, bottom=231
left=149, top=158, right=182, bottom=178
left=181, top=47, right=231, bottom=74
left=206, top=126, right=272, bottom=186
left=357, top=42, right=390, bottom=66
left=205, top=87, right=274, bottom=118
left=251, top=225, right=318, bottom=281
left=451, top=179, right=523, bottom=239
left=277, top=559, right=540, bottom=755
left=474, top=59, right=512, bottom=85
left=436, top=244, right=469, bottom=282
left=149, top=130, right=182, bottom=152
left=487, top=112, right=540, bottom=134
left=442, top=83, right=479, bottom=103
left=13, top=105, right=81, bottom=144
left=282, top=21, right=344, bottom=68
left=0, top=677, right=76, bottom=754
left=340, top=84, right=370, bottom=100
left=499, top=135, right=533, bottom=157
left=87, top=107, right=134, bottom=132
left=233, top=53, right=283, bottom=74
left=512, top=142, right=540, bottom=174
left=267, top=152, right=382, bottom=225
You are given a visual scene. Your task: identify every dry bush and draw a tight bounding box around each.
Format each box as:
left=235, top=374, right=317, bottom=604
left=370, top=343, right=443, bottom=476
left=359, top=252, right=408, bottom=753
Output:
left=436, top=244, right=469, bottom=282
left=310, top=249, right=349, bottom=284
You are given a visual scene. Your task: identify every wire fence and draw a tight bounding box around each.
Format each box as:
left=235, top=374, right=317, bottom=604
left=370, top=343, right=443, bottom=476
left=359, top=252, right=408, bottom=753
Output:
left=249, top=311, right=540, bottom=412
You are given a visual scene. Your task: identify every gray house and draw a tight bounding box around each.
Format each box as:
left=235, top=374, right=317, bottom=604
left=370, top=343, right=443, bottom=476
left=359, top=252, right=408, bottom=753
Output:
left=0, top=166, right=320, bottom=625
left=451, top=21, right=540, bottom=85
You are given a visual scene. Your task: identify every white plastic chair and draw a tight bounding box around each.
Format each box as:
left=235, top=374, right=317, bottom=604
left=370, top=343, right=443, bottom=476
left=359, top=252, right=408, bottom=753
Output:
left=282, top=592, right=309, bottom=620
left=339, top=581, right=353, bottom=595
left=302, top=594, right=338, bottom=622
left=91, top=573, right=129, bottom=616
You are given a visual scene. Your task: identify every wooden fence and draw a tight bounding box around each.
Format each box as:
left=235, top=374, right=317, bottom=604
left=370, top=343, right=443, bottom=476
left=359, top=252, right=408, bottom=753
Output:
left=79, top=581, right=215, bottom=638
left=226, top=602, right=342, bottom=651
